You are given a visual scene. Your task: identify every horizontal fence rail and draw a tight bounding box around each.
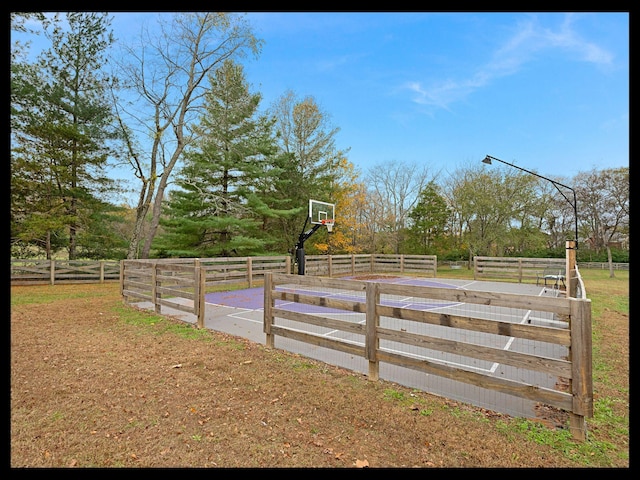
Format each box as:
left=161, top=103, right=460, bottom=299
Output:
left=304, top=254, right=437, bottom=277
left=199, top=256, right=291, bottom=288
left=264, top=272, right=593, bottom=440
left=474, top=256, right=566, bottom=284
left=10, top=259, right=121, bottom=285
left=578, top=262, right=629, bottom=270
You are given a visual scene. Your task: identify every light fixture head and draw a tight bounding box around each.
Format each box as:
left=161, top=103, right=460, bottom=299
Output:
left=482, top=156, right=492, bottom=165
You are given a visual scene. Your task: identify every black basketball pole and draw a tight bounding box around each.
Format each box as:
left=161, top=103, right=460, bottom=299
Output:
left=294, top=217, right=322, bottom=275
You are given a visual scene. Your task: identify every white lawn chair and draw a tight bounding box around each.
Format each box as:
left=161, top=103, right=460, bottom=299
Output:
left=536, top=266, right=566, bottom=289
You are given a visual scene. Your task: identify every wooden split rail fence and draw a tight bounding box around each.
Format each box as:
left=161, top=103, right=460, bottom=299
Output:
left=120, top=257, right=293, bottom=328
left=263, top=272, right=593, bottom=440
left=304, top=254, right=437, bottom=277
left=474, top=256, right=566, bottom=284
left=10, top=259, right=121, bottom=285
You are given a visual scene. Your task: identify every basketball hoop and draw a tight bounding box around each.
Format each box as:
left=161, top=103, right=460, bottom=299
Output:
left=322, top=219, right=334, bottom=233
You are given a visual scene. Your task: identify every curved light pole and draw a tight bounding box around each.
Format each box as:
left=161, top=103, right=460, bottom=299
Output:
left=482, top=155, right=578, bottom=249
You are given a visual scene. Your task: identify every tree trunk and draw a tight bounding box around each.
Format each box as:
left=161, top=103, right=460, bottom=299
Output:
left=69, top=196, right=77, bottom=260
left=141, top=167, right=174, bottom=259
left=141, top=195, right=162, bottom=259
left=127, top=204, right=150, bottom=259
left=46, top=231, right=51, bottom=260
left=607, top=245, right=615, bottom=278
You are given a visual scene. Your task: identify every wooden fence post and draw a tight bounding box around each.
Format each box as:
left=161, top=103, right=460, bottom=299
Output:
left=566, top=240, right=577, bottom=298
left=247, top=257, right=253, bottom=288
left=365, top=281, right=380, bottom=381
left=195, top=260, right=205, bottom=329
left=119, top=260, right=124, bottom=297
left=264, top=273, right=274, bottom=348
left=153, top=262, right=160, bottom=315
left=568, top=297, right=593, bottom=441
left=50, top=260, right=55, bottom=285
left=518, top=258, right=523, bottom=283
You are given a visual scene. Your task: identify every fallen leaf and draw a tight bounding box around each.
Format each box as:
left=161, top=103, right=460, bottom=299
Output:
left=171, top=364, right=182, bottom=369
left=355, top=459, right=369, bottom=467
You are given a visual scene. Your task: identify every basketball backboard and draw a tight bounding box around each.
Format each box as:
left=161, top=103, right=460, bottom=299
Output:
left=309, top=199, right=335, bottom=225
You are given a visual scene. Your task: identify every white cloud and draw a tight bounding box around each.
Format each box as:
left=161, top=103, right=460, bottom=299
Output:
left=406, top=13, right=614, bottom=110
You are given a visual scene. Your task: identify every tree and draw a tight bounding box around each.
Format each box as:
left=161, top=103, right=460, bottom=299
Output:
left=575, top=167, right=629, bottom=277
left=11, top=12, right=122, bottom=259
left=365, top=160, right=435, bottom=254
left=407, top=182, right=450, bottom=254
left=153, top=60, right=286, bottom=257
left=269, top=90, right=349, bottom=255
left=314, top=157, right=365, bottom=255
left=445, top=165, right=524, bottom=259
left=113, top=12, right=262, bottom=258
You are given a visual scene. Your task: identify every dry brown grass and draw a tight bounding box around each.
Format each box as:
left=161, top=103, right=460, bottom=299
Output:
left=10, top=269, right=628, bottom=468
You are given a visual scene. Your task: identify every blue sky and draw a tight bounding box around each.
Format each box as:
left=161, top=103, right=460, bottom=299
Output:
left=239, top=12, right=629, bottom=181
left=17, top=11, right=630, bottom=183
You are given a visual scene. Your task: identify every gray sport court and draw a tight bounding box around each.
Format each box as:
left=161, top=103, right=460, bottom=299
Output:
left=135, top=275, right=566, bottom=420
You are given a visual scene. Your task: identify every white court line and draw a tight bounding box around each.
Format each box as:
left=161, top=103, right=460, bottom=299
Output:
left=486, top=286, right=562, bottom=373
left=228, top=310, right=263, bottom=324
left=457, top=280, right=480, bottom=289
left=381, top=345, right=496, bottom=374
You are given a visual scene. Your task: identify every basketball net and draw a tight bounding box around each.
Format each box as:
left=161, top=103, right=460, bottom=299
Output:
left=321, top=219, right=334, bottom=233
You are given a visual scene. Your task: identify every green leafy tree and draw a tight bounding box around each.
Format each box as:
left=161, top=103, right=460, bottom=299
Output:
left=11, top=12, right=123, bottom=259
left=575, top=167, right=629, bottom=277
left=365, top=160, right=435, bottom=254
left=74, top=197, right=128, bottom=259
left=154, top=60, right=285, bottom=257
left=407, top=182, right=450, bottom=254
left=446, top=163, right=561, bottom=260
left=446, top=166, right=513, bottom=259
left=269, top=90, right=348, bottom=255
left=114, top=13, right=262, bottom=259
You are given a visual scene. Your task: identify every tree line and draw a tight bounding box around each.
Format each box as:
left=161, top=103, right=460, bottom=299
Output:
left=11, top=12, right=629, bottom=268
